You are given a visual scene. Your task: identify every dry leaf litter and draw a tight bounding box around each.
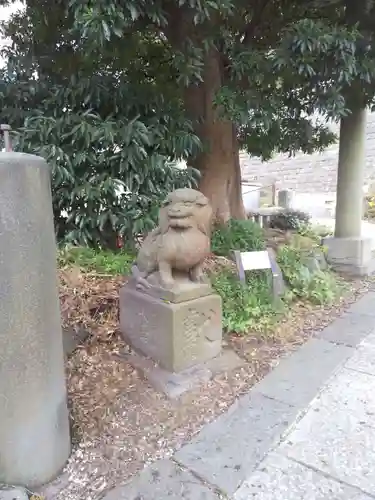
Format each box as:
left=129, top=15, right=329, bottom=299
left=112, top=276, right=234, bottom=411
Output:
left=40, top=256, right=374, bottom=500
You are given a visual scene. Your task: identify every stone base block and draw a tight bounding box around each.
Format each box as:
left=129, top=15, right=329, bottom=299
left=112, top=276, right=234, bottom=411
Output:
left=119, top=284, right=222, bottom=373
left=121, top=349, right=244, bottom=399
left=323, top=236, right=374, bottom=276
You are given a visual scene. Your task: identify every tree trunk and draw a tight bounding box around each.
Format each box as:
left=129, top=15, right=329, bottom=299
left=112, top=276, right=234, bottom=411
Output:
left=229, top=124, right=247, bottom=219
left=184, top=48, right=246, bottom=223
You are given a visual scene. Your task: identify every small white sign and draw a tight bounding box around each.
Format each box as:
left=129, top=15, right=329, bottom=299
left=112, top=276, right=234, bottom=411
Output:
left=240, top=251, right=271, bottom=271
left=232, top=248, right=284, bottom=299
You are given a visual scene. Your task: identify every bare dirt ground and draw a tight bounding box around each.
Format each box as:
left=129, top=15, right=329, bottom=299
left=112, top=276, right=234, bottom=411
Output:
left=38, top=264, right=374, bottom=500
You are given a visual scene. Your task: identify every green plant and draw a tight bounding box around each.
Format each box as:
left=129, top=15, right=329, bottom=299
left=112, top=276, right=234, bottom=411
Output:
left=211, top=269, right=281, bottom=334
left=290, top=232, right=320, bottom=252
left=58, top=246, right=135, bottom=275
left=364, top=195, right=375, bottom=220
left=277, top=245, right=339, bottom=305
left=4, top=0, right=375, bottom=232
left=211, top=219, right=265, bottom=257
left=297, top=222, right=333, bottom=241
left=308, top=271, right=339, bottom=305
left=269, top=210, right=311, bottom=231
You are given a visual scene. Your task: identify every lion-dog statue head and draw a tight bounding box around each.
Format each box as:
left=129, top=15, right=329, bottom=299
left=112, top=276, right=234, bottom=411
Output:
left=133, top=188, right=213, bottom=290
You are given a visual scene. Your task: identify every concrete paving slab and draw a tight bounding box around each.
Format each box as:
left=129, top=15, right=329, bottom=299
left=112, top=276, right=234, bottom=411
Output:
left=311, top=367, right=375, bottom=423
left=346, top=292, right=375, bottom=316
left=252, top=338, right=352, bottom=408
left=234, top=453, right=372, bottom=500
left=358, top=331, right=375, bottom=345
left=317, top=312, right=375, bottom=347
left=345, top=342, right=375, bottom=376
left=0, top=488, right=28, bottom=500
left=279, top=403, right=375, bottom=494
left=102, top=459, right=222, bottom=500
left=174, top=392, right=298, bottom=496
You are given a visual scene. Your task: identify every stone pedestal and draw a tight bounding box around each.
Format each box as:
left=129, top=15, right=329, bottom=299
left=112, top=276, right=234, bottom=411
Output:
left=119, top=281, right=222, bottom=373
left=323, top=236, right=374, bottom=276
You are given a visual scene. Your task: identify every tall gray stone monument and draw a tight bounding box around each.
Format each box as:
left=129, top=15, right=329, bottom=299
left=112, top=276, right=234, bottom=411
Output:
left=0, top=153, right=71, bottom=487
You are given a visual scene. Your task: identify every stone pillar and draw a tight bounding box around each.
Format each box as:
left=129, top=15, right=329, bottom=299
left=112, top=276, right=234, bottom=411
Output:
left=0, top=153, right=71, bottom=487
left=335, top=108, right=366, bottom=238
left=324, top=107, right=373, bottom=275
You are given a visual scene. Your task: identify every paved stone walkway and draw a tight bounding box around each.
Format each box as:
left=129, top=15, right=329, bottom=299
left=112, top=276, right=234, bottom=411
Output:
left=103, top=292, right=375, bottom=499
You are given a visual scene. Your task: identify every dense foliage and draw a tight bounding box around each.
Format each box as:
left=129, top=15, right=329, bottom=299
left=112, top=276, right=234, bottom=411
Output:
left=211, top=219, right=265, bottom=255
left=2, top=0, right=375, bottom=244
left=269, top=209, right=311, bottom=231
left=210, top=220, right=340, bottom=333
left=59, top=219, right=341, bottom=334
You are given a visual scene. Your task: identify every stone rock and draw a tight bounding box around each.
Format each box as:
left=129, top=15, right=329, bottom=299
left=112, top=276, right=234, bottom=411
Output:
left=0, top=487, right=28, bottom=500
left=121, top=349, right=244, bottom=398
left=62, top=326, right=90, bottom=358
left=315, top=249, right=328, bottom=269
left=302, top=249, right=328, bottom=273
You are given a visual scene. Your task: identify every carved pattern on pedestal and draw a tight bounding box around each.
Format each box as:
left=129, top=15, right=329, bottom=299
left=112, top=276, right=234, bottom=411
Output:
left=181, top=307, right=216, bottom=362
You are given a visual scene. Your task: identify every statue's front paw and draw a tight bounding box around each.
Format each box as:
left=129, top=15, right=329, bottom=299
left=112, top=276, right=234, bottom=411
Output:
left=160, top=278, right=175, bottom=290
left=135, top=277, right=151, bottom=291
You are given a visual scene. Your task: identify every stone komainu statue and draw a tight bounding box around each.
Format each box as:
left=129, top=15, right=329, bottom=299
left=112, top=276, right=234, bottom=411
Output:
left=132, top=188, right=213, bottom=290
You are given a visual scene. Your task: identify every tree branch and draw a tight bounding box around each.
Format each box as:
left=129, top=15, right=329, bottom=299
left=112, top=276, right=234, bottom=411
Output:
left=241, top=0, right=273, bottom=46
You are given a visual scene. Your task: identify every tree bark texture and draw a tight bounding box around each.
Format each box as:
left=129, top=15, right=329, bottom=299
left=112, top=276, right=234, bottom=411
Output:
left=183, top=48, right=246, bottom=223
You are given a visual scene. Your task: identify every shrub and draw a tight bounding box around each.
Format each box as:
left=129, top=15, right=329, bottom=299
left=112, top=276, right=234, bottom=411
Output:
left=209, top=217, right=341, bottom=335
left=269, top=209, right=310, bottom=231
left=297, top=222, right=333, bottom=241
left=211, top=219, right=265, bottom=257
left=211, top=269, right=280, bottom=334
left=58, top=246, right=135, bottom=275
left=364, top=195, right=375, bottom=220
left=276, top=245, right=339, bottom=304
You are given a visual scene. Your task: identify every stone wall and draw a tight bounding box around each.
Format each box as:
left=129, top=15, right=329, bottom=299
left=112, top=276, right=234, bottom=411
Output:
left=240, top=112, right=375, bottom=193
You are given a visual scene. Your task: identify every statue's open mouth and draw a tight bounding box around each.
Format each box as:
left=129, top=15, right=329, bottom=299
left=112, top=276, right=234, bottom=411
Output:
left=169, top=217, right=192, bottom=230
left=168, top=213, right=190, bottom=219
